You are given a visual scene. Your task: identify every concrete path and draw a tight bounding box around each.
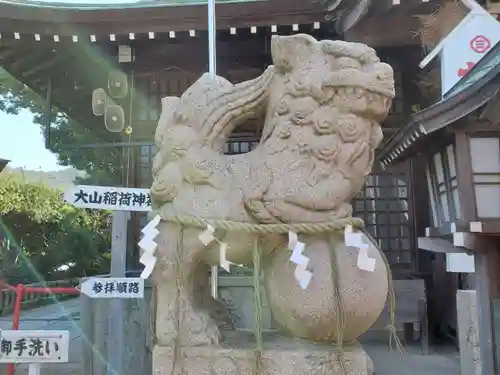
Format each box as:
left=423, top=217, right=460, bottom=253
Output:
left=0, top=300, right=462, bottom=375
left=0, top=299, right=80, bottom=326
left=366, top=342, right=460, bottom=375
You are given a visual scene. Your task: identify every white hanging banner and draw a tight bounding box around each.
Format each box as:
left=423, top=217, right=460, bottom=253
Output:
left=440, top=10, right=500, bottom=96
left=419, top=0, right=500, bottom=97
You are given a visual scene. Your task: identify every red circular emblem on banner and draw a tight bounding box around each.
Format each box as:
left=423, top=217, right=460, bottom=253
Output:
left=470, top=35, right=491, bottom=53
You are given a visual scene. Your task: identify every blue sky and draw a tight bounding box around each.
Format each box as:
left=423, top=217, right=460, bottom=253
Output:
left=0, top=110, right=63, bottom=171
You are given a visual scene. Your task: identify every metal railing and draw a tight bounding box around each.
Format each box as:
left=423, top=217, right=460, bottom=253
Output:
left=0, top=270, right=145, bottom=316
left=0, top=278, right=81, bottom=316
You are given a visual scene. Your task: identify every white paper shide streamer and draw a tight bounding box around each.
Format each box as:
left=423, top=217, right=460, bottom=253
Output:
left=198, top=224, right=234, bottom=273
left=198, top=224, right=216, bottom=246
left=138, top=215, right=161, bottom=279
left=344, top=225, right=376, bottom=272
left=288, top=232, right=313, bottom=290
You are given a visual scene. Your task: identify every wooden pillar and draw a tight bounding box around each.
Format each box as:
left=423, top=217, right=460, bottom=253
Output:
left=411, top=156, right=432, bottom=273
left=474, top=236, right=500, bottom=375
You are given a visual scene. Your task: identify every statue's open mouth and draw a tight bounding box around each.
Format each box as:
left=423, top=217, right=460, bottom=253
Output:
left=271, top=34, right=395, bottom=98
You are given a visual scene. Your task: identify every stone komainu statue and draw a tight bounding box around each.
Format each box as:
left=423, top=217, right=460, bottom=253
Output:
left=150, top=34, right=395, bottom=375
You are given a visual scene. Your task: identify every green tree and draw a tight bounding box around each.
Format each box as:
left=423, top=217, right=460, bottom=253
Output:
left=0, top=68, right=124, bottom=185
left=0, top=174, right=111, bottom=283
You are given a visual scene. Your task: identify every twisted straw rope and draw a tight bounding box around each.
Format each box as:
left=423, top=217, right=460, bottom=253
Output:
left=156, top=213, right=403, bottom=374
left=158, top=214, right=365, bottom=234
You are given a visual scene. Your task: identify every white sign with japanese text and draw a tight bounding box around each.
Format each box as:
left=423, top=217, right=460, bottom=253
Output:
left=440, top=7, right=500, bottom=95
left=80, top=277, right=144, bottom=299
left=64, top=185, right=151, bottom=211
left=0, top=330, right=69, bottom=363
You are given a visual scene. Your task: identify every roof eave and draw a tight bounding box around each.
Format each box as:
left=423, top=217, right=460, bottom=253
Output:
left=0, top=0, right=327, bottom=36
left=377, top=57, right=500, bottom=166
left=0, top=158, right=10, bottom=173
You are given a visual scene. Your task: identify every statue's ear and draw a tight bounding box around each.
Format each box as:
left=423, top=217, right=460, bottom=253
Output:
left=155, top=97, right=180, bottom=148
left=271, top=34, right=317, bottom=71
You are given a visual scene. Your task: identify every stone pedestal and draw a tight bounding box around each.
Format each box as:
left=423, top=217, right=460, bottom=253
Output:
left=457, top=290, right=481, bottom=375
left=153, top=333, right=373, bottom=375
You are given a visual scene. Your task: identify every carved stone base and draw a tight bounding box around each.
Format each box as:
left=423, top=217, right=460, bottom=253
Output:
left=153, top=333, right=373, bottom=375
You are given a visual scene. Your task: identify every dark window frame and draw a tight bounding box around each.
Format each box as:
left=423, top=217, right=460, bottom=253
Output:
left=427, top=144, right=460, bottom=225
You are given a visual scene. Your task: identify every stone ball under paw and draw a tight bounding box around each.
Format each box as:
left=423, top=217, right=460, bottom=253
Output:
left=263, top=232, right=388, bottom=343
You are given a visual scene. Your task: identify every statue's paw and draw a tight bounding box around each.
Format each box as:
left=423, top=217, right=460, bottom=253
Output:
left=208, top=297, right=235, bottom=330
left=262, top=200, right=292, bottom=222
left=263, top=199, right=352, bottom=223
left=151, top=182, right=180, bottom=203
left=184, top=313, right=220, bottom=346
left=243, top=199, right=281, bottom=223
left=199, top=318, right=221, bottom=346
left=178, top=292, right=221, bottom=346
left=151, top=163, right=184, bottom=205
left=284, top=194, right=341, bottom=212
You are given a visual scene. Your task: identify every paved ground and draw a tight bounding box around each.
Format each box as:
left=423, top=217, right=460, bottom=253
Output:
left=366, top=343, right=460, bottom=375
left=0, top=300, right=462, bottom=375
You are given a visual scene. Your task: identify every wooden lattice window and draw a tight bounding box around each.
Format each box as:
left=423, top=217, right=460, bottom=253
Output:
left=352, top=167, right=413, bottom=269
left=224, top=140, right=259, bottom=154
